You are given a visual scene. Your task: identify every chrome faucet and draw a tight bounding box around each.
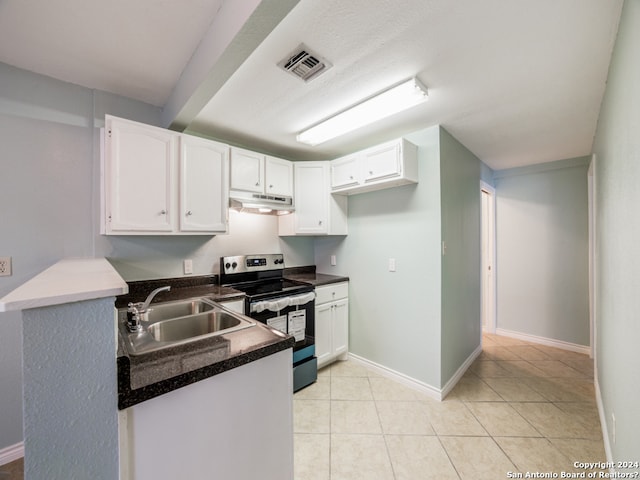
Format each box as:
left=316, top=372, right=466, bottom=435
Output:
left=126, top=286, right=171, bottom=332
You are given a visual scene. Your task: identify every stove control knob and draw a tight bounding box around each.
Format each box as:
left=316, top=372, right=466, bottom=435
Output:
left=225, top=262, right=231, bottom=270
left=232, top=262, right=238, bottom=269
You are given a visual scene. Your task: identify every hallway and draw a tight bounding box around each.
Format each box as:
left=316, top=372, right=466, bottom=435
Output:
left=293, top=333, right=605, bottom=479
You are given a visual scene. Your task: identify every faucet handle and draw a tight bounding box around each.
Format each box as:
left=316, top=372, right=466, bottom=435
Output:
left=127, top=301, right=142, bottom=314
left=126, top=302, right=143, bottom=332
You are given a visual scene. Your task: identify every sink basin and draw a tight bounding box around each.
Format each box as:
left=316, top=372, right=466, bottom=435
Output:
left=148, top=310, right=248, bottom=343
left=143, top=299, right=214, bottom=323
left=119, top=297, right=255, bottom=356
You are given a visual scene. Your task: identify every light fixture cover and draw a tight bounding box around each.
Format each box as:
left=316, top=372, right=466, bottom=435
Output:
left=297, top=77, right=428, bottom=146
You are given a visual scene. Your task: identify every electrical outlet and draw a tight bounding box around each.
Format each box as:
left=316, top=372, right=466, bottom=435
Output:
left=183, top=259, right=193, bottom=275
left=388, top=258, right=396, bottom=272
left=330, top=255, right=337, bottom=266
left=0, top=257, right=12, bottom=276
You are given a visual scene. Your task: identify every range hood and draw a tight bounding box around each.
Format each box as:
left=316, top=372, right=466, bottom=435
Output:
left=229, top=190, right=294, bottom=215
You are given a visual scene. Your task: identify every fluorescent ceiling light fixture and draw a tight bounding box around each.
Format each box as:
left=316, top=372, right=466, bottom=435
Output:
left=296, top=77, right=428, bottom=146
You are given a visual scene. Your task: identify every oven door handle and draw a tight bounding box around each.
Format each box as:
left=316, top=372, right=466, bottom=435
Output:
left=288, top=291, right=315, bottom=307
left=251, top=291, right=316, bottom=313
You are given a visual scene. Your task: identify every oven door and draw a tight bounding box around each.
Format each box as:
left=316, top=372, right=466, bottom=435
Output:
left=248, top=292, right=315, bottom=353
left=247, top=292, right=317, bottom=391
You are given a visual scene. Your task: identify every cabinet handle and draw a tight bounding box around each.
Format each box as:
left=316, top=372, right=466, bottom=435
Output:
left=318, top=220, right=323, bottom=226
left=269, top=184, right=274, bottom=189
left=160, top=210, right=167, bottom=215
left=349, top=175, right=354, bottom=180
left=369, top=170, right=374, bottom=175
left=186, top=211, right=193, bottom=216
left=255, top=181, right=260, bottom=187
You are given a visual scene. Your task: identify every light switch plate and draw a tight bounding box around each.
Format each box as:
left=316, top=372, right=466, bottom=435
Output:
left=388, top=258, right=396, bottom=272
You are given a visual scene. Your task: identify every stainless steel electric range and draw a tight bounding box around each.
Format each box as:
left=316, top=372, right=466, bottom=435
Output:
left=219, top=253, right=317, bottom=391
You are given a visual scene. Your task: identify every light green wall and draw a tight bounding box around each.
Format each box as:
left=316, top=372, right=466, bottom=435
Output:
left=591, top=0, right=640, bottom=461
left=316, top=126, right=486, bottom=389
left=0, top=62, right=108, bottom=451
left=315, top=126, right=443, bottom=387
left=494, top=157, right=590, bottom=346
left=439, top=128, right=483, bottom=385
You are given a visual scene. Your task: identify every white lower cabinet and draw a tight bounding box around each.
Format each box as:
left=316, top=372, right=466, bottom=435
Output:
left=315, top=282, right=349, bottom=368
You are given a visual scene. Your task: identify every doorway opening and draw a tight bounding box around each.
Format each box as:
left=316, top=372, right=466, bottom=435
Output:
left=480, top=181, right=496, bottom=334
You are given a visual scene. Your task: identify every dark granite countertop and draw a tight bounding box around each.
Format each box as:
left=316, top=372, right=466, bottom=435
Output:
left=114, top=274, right=244, bottom=309
left=116, top=275, right=293, bottom=409
left=284, top=266, right=349, bottom=287
left=117, top=319, right=294, bottom=409
left=116, top=268, right=348, bottom=409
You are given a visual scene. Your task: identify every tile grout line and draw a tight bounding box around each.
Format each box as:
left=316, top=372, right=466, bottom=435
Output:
left=370, top=375, right=399, bottom=480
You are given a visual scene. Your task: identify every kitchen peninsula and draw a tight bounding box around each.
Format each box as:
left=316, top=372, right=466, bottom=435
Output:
left=0, top=258, right=295, bottom=480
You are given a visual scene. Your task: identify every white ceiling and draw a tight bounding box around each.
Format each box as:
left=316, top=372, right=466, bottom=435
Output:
left=0, top=0, right=623, bottom=170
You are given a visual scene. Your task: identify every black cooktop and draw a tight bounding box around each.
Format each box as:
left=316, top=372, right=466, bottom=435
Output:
left=233, top=278, right=312, bottom=298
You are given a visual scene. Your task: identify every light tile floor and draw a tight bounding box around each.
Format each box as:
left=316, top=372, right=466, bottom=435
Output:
left=0, top=334, right=607, bottom=480
left=294, top=333, right=606, bottom=480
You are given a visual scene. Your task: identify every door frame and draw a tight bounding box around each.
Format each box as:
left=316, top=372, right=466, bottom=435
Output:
left=588, top=155, right=596, bottom=359
left=480, top=181, right=497, bottom=334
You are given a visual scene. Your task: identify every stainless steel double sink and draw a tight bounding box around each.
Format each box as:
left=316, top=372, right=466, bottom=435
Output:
left=118, top=297, right=255, bottom=356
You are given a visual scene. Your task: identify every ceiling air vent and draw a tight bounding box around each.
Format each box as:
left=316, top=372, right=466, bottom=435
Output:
left=278, top=44, right=332, bottom=82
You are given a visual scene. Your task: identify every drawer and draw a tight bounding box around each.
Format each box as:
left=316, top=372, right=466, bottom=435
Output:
left=315, top=282, right=348, bottom=304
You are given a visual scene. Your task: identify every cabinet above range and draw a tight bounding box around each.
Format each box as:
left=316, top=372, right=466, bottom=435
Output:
left=229, top=147, right=294, bottom=214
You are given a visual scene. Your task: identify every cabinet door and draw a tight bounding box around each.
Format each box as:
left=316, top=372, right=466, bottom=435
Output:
left=331, top=155, right=360, bottom=190
left=362, top=141, right=401, bottom=183
left=315, top=303, right=333, bottom=368
left=332, top=298, right=349, bottom=357
left=180, top=135, right=229, bottom=232
left=230, top=147, right=264, bottom=193
left=265, top=156, right=293, bottom=197
left=106, top=118, right=176, bottom=232
left=294, top=162, right=328, bottom=234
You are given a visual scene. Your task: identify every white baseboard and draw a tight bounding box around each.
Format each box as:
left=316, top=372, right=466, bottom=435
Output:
left=495, top=328, right=591, bottom=355
left=0, top=442, right=24, bottom=466
left=440, top=344, right=483, bottom=399
left=594, top=370, right=613, bottom=464
left=348, top=347, right=482, bottom=402
left=348, top=353, right=442, bottom=400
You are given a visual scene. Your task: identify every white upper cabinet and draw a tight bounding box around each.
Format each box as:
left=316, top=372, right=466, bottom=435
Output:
left=230, top=147, right=264, bottom=193
left=330, top=138, right=418, bottom=195
left=230, top=148, right=293, bottom=197
left=265, top=156, right=293, bottom=197
left=279, top=162, right=347, bottom=236
left=180, top=135, right=229, bottom=232
left=102, top=115, right=229, bottom=235
left=104, top=116, right=177, bottom=233
left=330, top=155, right=360, bottom=190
